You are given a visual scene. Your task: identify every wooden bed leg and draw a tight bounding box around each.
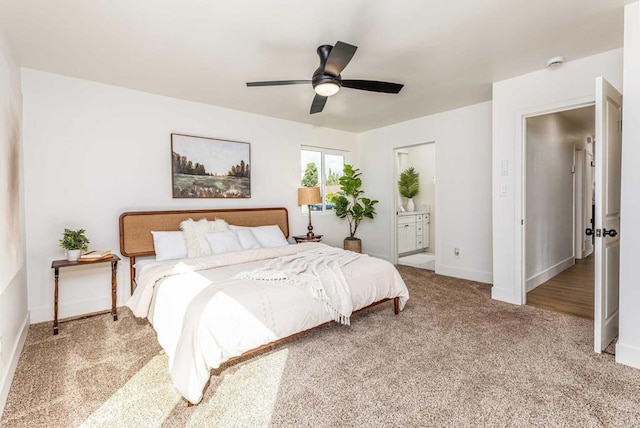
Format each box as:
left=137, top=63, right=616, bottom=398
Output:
left=393, top=297, right=399, bottom=315
left=130, top=256, right=136, bottom=295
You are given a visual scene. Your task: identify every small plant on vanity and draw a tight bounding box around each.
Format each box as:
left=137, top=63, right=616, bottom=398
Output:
left=398, top=167, right=420, bottom=212
left=59, top=228, right=90, bottom=261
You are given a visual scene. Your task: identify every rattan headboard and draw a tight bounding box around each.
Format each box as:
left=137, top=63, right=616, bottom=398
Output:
left=119, top=207, right=289, bottom=257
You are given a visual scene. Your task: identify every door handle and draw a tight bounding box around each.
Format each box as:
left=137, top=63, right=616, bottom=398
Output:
left=585, top=228, right=593, bottom=236
left=603, top=228, right=618, bottom=237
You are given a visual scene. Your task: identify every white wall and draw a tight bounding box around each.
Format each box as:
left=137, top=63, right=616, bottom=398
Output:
left=21, top=69, right=358, bottom=323
left=492, top=49, right=623, bottom=304
left=525, top=113, right=588, bottom=290
left=357, top=101, right=493, bottom=283
left=0, top=31, right=29, bottom=415
left=617, top=1, right=640, bottom=369
left=405, top=143, right=436, bottom=252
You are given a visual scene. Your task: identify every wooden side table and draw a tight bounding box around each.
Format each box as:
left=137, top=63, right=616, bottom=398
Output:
left=50, top=255, right=120, bottom=335
left=293, top=234, right=323, bottom=243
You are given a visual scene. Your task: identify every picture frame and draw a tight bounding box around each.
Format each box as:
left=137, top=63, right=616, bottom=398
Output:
left=171, top=133, right=251, bottom=198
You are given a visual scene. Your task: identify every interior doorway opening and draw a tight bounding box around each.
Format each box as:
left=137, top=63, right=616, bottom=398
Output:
left=524, top=105, right=595, bottom=319
left=394, top=142, right=436, bottom=270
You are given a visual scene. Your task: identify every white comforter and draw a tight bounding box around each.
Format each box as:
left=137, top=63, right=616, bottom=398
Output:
left=127, top=243, right=409, bottom=404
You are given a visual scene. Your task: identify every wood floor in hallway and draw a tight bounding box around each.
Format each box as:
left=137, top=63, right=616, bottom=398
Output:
left=526, top=254, right=594, bottom=319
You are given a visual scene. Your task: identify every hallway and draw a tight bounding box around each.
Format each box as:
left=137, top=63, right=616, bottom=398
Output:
left=526, top=255, right=594, bottom=319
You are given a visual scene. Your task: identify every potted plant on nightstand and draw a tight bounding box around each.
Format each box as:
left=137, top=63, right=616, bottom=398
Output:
left=59, top=228, right=90, bottom=261
left=333, top=164, right=378, bottom=253
left=398, top=167, right=420, bottom=212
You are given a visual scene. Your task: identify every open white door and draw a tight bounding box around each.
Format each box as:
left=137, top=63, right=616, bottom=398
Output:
left=594, top=76, right=623, bottom=353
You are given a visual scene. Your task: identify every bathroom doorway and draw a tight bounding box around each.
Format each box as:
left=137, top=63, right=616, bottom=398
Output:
left=394, top=142, right=436, bottom=270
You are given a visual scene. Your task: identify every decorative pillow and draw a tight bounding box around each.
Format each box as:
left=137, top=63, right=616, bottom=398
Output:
left=233, top=228, right=262, bottom=250
left=209, top=218, right=230, bottom=232
left=180, top=218, right=210, bottom=258
left=248, top=225, right=289, bottom=248
left=151, top=231, right=188, bottom=261
left=205, top=230, right=243, bottom=254
left=180, top=218, right=229, bottom=257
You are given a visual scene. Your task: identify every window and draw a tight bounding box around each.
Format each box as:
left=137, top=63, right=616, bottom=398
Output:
left=300, top=146, right=348, bottom=213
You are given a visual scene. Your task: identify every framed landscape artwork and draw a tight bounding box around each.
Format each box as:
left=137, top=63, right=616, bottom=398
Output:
left=171, top=133, right=251, bottom=198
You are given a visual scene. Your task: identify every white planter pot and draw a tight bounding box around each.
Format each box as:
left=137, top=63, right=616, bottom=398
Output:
left=406, top=198, right=415, bottom=212
left=67, top=249, right=82, bottom=261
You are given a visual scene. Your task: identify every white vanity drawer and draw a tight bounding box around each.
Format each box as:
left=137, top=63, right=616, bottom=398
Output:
left=398, top=216, right=415, bottom=226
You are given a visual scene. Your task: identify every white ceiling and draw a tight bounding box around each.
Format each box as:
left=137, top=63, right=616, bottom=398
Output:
left=0, top=0, right=629, bottom=132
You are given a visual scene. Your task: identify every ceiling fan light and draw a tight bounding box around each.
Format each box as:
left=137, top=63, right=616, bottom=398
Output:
left=314, top=82, right=340, bottom=97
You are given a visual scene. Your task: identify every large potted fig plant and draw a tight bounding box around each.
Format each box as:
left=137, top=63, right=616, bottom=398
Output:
left=332, top=164, right=378, bottom=253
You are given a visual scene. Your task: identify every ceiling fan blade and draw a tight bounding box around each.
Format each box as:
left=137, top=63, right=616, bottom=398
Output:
left=246, top=80, right=311, bottom=87
left=324, top=41, right=358, bottom=77
left=342, top=79, right=404, bottom=94
left=310, top=94, right=327, bottom=114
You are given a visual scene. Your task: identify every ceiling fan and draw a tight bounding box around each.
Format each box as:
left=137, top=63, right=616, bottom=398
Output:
left=246, top=41, right=404, bottom=114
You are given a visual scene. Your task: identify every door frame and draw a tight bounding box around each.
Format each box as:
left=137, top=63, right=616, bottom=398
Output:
left=516, top=96, right=595, bottom=304
left=574, top=142, right=595, bottom=261
left=391, top=141, right=438, bottom=267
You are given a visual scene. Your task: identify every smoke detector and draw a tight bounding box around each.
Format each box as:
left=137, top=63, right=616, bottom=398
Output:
left=547, top=56, right=565, bottom=68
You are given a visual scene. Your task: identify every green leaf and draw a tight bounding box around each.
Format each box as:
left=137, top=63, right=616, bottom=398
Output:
left=332, top=164, right=378, bottom=238
left=398, top=167, right=420, bottom=198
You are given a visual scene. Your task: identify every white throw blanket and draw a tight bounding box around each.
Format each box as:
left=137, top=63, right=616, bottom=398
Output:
left=127, top=244, right=325, bottom=317
left=234, top=246, right=363, bottom=325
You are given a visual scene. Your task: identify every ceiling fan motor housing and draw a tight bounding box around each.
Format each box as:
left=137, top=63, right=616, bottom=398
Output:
left=312, top=44, right=342, bottom=89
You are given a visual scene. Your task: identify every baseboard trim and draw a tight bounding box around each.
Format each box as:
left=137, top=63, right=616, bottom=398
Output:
left=436, top=264, right=493, bottom=284
left=0, top=311, right=30, bottom=415
left=491, top=286, right=520, bottom=305
left=616, top=341, right=640, bottom=370
left=526, top=256, right=575, bottom=292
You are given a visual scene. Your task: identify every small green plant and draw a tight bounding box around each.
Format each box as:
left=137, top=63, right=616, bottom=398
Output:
left=59, top=228, right=90, bottom=251
left=398, top=167, right=420, bottom=199
left=333, top=164, right=378, bottom=239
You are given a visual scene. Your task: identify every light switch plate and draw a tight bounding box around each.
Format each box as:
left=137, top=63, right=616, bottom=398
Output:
left=500, top=160, right=508, bottom=175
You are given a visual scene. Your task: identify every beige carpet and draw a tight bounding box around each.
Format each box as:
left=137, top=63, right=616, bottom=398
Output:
left=2, top=266, right=640, bottom=427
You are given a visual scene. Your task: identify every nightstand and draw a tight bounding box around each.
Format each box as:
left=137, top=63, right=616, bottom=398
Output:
left=293, top=234, right=323, bottom=243
left=50, top=255, right=120, bottom=335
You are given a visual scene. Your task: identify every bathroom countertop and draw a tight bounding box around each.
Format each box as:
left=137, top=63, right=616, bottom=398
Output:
left=397, top=210, right=429, bottom=216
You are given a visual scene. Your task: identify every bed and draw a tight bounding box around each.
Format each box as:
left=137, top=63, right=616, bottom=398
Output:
left=119, top=207, right=410, bottom=405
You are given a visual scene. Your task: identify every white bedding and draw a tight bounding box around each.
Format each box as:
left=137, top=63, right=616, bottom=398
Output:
left=127, top=242, right=409, bottom=404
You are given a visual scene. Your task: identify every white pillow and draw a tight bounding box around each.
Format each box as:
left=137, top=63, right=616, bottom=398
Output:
left=248, top=225, right=288, bottom=248
left=234, top=228, right=262, bottom=250
left=151, top=231, right=187, bottom=261
left=205, top=230, right=243, bottom=254
left=180, top=218, right=229, bottom=258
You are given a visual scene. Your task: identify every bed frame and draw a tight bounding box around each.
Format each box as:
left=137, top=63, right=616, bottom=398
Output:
left=118, top=207, right=399, bottom=405
left=119, top=207, right=290, bottom=294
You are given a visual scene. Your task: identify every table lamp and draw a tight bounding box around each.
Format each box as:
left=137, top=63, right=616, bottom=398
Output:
left=298, top=186, right=322, bottom=237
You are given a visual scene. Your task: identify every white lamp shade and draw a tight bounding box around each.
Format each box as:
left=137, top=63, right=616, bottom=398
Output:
left=298, top=187, right=322, bottom=206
